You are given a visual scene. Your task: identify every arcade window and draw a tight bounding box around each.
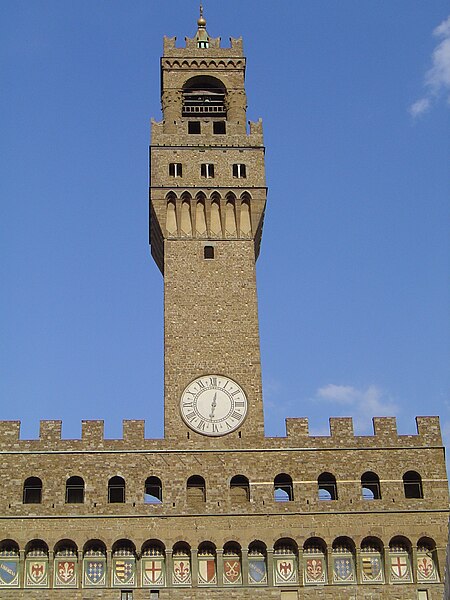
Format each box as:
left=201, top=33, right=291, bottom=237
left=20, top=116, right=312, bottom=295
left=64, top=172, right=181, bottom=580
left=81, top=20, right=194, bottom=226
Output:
left=201, top=163, right=215, bottom=178
left=204, top=246, right=214, bottom=259
left=168, top=163, right=182, bottom=177
left=233, top=163, right=247, bottom=178
left=188, top=121, right=201, bottom=134
left=213, top=121, right=226, bottom=134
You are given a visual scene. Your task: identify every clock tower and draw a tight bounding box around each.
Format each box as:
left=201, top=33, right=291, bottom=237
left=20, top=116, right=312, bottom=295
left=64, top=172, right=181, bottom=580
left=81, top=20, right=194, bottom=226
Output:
left=150, top=9, right=267, bottom=443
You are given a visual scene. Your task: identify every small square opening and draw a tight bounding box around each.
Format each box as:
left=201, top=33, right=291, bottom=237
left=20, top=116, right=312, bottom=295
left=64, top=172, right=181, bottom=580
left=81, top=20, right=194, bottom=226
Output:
left=213, top=121, right=226, bottom=134
left=204, top=246, right=214, bottom=259
left=188, top=121, right=201, bottom=134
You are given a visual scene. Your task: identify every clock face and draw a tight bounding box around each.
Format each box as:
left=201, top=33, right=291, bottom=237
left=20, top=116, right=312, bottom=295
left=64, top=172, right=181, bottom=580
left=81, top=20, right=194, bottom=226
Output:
left=180, top=375, right=248, bottom=436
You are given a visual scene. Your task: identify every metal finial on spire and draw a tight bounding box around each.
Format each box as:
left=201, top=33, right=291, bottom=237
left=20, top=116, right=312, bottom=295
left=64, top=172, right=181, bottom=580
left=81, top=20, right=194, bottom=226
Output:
left=198, top=3, right=206, bottom=27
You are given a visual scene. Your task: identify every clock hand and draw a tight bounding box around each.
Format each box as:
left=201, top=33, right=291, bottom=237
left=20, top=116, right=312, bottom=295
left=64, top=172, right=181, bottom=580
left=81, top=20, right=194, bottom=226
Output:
left=209, top=392, right=217, bottom=419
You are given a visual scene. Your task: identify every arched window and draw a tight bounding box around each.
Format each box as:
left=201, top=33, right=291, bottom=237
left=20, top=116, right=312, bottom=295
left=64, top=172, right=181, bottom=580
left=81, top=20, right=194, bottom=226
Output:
left=248, top=541, right=267, bottom=585
left=182, top=76, right=226, bottom=117
left=108, top=476, right=125, bottom=503
left=274, top=473, right=294, bottom=502
left=403, top=471, right=423, bottom=499
left=332, top=537, right=356, bottom=584
left=389, top=537, right=412, bottom=583
left=172, top=542, right=191, bottom=586
left=273, top=538, right=298, bottom=585
left=25, top=540, right=49, bottom=588
left=417, top=537, right=439, bottom=583
left=318, top=472, right=337, bottom=500
left=141, top=540, right=165, bottom=587
left=360, top=537, right=384, bottom=583
left=303, top=538, right=327, bottom=585
left=65, top=476, right=84, bottom=504
left=144, top=477, right=162, bottom=504
left=198, top=542, right=217, bottom=586
left=0, top=540, right=20, bottom=587
left=223, top=542, right=242, bottom=585
left=361, top=471, right=381, bottom=500
left=230, top=475, right=250, bottom=502
left=54, top=540, right=78, bottom=588
left=187, top=475, right=206, bottom=503
left=83, top=540, right=106, bottom=588
left=23, top=477, right=42, bottom=504
left=112, top=540, right=136, bottom=588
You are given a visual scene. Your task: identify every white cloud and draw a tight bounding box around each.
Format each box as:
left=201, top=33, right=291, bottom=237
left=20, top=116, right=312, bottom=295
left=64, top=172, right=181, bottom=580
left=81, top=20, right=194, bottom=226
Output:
left=409, top=14, right=450, bottom=117
left=314, top=384, right=399, bottom=433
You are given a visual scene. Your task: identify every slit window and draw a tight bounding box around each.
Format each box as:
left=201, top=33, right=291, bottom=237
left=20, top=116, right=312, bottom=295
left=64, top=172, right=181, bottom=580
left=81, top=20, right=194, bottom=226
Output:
left=201, top=163, right=215, bottom=178
left=204, top=246, right=214, bottom=259
left=169, top=163, right=182, bottom=177
left=232, top=164, right=247, bottom=178
left=188, top=121, right=201, bottom=134
left=213, top=121, right=226, bottom=134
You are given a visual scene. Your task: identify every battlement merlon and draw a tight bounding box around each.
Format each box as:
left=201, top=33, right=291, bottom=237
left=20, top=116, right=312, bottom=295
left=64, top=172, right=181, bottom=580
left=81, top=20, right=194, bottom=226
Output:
left=0, top=416, right=443, bottom=449
left=150, top=118, right=264, bottom=146
left=285, top=415, right=443, bottom=447
left=163, top=36, right=244, bottom=58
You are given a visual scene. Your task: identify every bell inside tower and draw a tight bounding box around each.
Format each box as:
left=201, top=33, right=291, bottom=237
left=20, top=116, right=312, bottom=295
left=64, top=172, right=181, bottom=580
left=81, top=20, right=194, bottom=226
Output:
left=182, top=76, right=226, bottom=117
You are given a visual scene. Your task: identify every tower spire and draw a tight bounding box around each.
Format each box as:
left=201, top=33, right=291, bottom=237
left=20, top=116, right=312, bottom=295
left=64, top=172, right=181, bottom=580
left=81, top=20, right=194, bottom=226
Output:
left=196, top=3, right=209, bottom=48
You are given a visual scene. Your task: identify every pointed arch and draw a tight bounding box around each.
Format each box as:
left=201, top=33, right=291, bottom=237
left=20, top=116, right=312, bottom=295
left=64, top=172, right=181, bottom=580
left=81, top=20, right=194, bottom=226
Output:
left=210, top=200, right=221, bottom=237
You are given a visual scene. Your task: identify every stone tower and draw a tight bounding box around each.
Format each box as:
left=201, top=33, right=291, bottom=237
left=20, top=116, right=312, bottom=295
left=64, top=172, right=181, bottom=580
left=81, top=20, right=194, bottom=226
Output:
left=0, top=9, right=447, bottom=600
left=149, top=9, right=266, bottom=443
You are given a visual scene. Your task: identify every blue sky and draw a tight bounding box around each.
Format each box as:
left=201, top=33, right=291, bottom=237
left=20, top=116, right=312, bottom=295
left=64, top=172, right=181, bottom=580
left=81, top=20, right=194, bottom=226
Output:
left=1, top=1, right=449, bottom=446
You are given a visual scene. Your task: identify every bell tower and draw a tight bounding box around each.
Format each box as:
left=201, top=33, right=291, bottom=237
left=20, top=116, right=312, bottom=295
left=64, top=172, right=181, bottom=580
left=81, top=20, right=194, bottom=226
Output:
left=150, top=9, right=267, bottom=443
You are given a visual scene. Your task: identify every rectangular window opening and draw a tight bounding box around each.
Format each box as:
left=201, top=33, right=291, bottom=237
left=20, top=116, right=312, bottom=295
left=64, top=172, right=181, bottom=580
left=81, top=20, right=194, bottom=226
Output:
left=188, top=121, right=201, bottom=134
left=169, top=163, right=182, bottom=177
left=201, top=163, right=215, bottom=178
left=232, top=163, right=247, bottom=178
left=213, top=121, right=226, bottom=134
left=204, top=246, right=214, bottom=259
left=121, top=591, right=133, bottom=600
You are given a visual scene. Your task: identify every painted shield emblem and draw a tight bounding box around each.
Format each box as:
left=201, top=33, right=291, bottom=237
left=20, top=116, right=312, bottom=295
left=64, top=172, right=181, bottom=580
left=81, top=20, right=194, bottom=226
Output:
left=391, top=556, right=408, bottom=579
left=85, top=560, right=105, bottom=585
left=361, top=556, right=382, bottom=581
left=417, top=556, right=435, bottom=579
left=198, top=558, right=216, bottom=584
left=143, top=559, right=164, bottom=585
left=248, top=558, right=266, bottom=583
left=276, top=559, right=295, bottom=582
left=223, top=559, right=241, bottom=584
left=306, top=558, right=324, bottom=582
left=0, top=560, right=19, bottom=586
left=173, top=559, right=190, bottom=584
left=334, top=557, right=354, bottom=582
left=114, top=559, right=134, bottom=585
left=56, top=560, right=76, bottom=585
left=28, top=561, right=47, bottom=585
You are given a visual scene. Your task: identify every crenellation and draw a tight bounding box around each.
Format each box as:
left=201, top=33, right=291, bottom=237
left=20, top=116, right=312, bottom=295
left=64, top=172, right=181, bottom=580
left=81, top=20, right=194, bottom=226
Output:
left=81, top=420, right=104, bottom=446
left=0, top=420, right=20, bottom=447
left=122, top=419, right=145, bottom=442
left=415, top=415, right=442, bottom=445
left=39, top=420, right=62, bottom=442
left=372, top=416, right=398, bottom=439
left=329, top=417, right=354, bottom=440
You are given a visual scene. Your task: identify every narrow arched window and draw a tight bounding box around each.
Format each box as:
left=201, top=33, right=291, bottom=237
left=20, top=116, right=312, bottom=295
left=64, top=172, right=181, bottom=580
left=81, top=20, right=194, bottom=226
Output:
left=65, top=476, right=84, bottom=504
left=361, top=471, right=381, bottom=500
left=187, top=475, right=206, bottom=502
left=318, top=472, right=337, bottom=500
left=144, top=476, right=162, bottom=504
left=230, top=475, right=250, bottom=502
left=403, top=471, right=423, bottom=499
left=274, top=473, right=294, bottom=501
left=23, top=477, right=42, bottom=504
left=108, top=476, right=125, bottom=503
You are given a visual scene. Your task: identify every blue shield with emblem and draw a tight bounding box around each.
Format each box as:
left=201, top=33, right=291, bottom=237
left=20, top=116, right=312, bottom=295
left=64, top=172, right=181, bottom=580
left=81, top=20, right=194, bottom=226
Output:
left=334, top=557, right=354, bottom=582
left=0, top=561, right=19, bottom=586
left=249, top=558, right=266, bottom=584
left=85, top=560, right=105, bottom=586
